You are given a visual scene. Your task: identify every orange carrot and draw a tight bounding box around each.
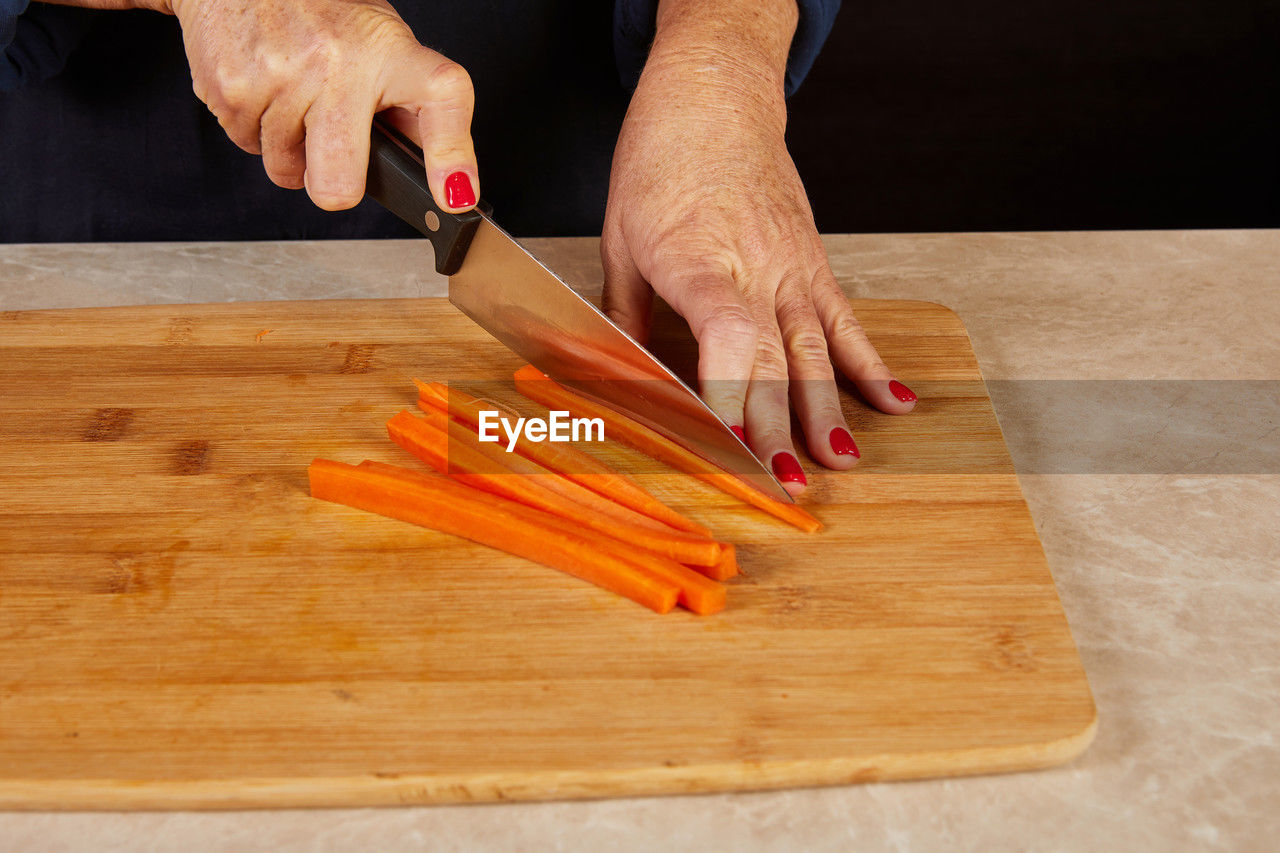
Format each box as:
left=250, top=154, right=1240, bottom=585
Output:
left=411, top=398, right=701, bottom=538
left=308, top=459, right=679, bottom=613
left=414, top=379, right=712, bottom=538
left=695, top=543, right=739, bottom=582
left=385, top=411, right=724, bottom=567
left=395, top=408, right=678, bottom=537
left=350, top=460, right=723, bottom=615
left=512, top=365, right=823, bottom=533
left=624, top=555, right=725, bottom=615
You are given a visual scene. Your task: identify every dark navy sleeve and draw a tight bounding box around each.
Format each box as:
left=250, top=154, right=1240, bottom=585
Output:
left=1, top=0, right=95, bottom=91
left=613, top=0, right=840, bottom=98
left=0, top=0, right=28, bottom=68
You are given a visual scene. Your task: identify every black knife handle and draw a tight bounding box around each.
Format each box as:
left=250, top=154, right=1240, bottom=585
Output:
left=366, top=118, right=484, bottom=275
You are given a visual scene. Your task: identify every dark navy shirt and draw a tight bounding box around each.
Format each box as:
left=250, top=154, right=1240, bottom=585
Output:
left=1, top=0, right=839, bottom=241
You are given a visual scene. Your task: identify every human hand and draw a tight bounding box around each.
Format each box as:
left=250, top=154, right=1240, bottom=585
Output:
left=601, top=3, right=917, bottom=494
left=163, top=0, right=478, bottom=212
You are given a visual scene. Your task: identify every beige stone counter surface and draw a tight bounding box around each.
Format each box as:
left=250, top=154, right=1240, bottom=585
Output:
left=1, top=231, right=1277, bottom=850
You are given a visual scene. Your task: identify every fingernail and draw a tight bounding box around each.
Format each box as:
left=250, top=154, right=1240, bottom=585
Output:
left=829, top=427, right=860, bottom=458
left=771, top=452, right=807, bottom=485
left=445, top=171, right=476, bottom=209
left=730, top=425, right=747, bottom=443
left=889, top=380, right=917, bottom=403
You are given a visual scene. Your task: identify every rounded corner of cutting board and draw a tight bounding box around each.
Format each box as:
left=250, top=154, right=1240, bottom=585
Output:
left=901, top=299, right=967, bottom=323
left=1042, top=701, right=1100, bottom=766
left=982, top=696, right=1099, bottom=779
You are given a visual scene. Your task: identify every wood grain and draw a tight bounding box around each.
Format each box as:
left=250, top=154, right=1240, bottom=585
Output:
left=0, top=298, right=1095, bottom=809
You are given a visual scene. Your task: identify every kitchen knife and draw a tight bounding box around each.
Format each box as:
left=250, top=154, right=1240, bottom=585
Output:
left=365, top=118, right=792, bottom=502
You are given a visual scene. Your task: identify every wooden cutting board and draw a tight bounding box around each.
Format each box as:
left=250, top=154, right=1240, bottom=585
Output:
left=0, top=297, right=1095, bottom=810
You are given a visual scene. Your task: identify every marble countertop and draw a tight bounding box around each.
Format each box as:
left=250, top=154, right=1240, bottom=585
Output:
left=1, top=231, right=1276, bottom=850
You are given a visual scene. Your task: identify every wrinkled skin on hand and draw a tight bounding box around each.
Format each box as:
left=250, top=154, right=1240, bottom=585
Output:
left=601, top=50, right=916, bottom=494
left=164, top=0, right=479, bottom=212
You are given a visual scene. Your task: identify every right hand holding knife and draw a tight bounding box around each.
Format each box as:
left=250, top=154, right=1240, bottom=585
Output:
left=165, top=0, right=480, bottom=214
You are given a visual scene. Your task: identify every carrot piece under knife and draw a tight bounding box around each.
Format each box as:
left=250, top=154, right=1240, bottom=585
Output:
left=414, top=379, right=713, bottom=538
left=511, top=365, right=822, bottom=533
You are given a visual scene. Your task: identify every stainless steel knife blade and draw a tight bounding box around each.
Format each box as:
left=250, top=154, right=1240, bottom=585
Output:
left=364, top=119, right=791, bottom=502
left=448, top=214, right=791, bottom=502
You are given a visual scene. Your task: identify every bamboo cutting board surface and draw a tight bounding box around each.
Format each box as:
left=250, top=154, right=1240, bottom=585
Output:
left=0, top=298, right=1095, bottom=809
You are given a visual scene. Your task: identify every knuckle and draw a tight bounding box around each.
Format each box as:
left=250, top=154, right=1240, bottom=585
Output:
left=737, top=233, right=777, bottom=269
left=806, top=395, right=847, bottom=424
left=210, top=66, right=254, bottom=108
left=426, top=60, right=474, bottom=105
left=305, top=172, right=364, bottom=209
left=654, top=242, right=731, bottom=279
left=861, top=359, right=894, bottom=377
left=276, top=30, right=345, bottom=83
left=297, top=25, right=353, bottom=76
left=311, top=37, right=346, bottom=71
left=749, top=421, right=793, bottom=450
left=774, top=282, right=816, bottom=322
left=783, top=327, right=832, bottom=364
left=264, top=143, right=304, bottom=167
left=266, top=170, right=305, bottom=190
left=697, top=303, right=758, bottom=346
left=830, top=311, right=868, bottom=342
left=599, top=229, right=626, bottom=272
left=836, top=336, right=892, bottom=377
left=367, top=15, right=412, bottom=54
left=215, top=117, right=258, bottom=153
left=307, top=187, right=361, bottom=211
left=261, top=124, right=304, bottom=153
left=263, top=144, right=305, bottom=174
left=422, top=141, right=471, bottom=163
left=258, top=49, right=289, bottom=81
left=752, top=336, right=789, bottom=376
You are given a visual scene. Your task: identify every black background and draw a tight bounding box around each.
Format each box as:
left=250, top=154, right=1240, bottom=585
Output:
left=787, top=0, right=1280, bottom=232
left=2, top=0, right=1277, bottom=240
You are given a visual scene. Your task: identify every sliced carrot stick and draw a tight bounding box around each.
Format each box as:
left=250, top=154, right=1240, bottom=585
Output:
left=387, top=409, right=720, bottom=559
left=417, top=391, right=700, bottom=539
left=353, top=460, right=724, bottom=615
left=695, top=543, right=739, bottom=582
left=395, top=408, right=675, bottom=538
left=308, top=459, right=679, bottom=614
left=414, top=379, right=712, bottom=538
left=512, top=365, right=823, bottom=533
left=412, top=396, right=702, bottom=539
left=626, top=556, right=725, bottom=615
left=385, top=411, right=723, bottom=567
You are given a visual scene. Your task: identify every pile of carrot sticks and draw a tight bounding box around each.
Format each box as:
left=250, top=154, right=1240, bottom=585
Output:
left=309, top=366, right=820, bottom=614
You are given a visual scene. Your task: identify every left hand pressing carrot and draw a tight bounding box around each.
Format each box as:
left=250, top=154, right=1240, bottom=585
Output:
left=601, top=0, right=917, bottom=495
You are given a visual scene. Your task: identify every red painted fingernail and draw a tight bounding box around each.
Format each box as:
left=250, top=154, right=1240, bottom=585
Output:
left=444, top=171, right=476, bottom=209
left=771, top=452, right=807, bottom=485
left=730, top=425, right=747, bottom=443
left=829, top=427, right=860, bottom=458
left=889, top=380, right=917, bottom=403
